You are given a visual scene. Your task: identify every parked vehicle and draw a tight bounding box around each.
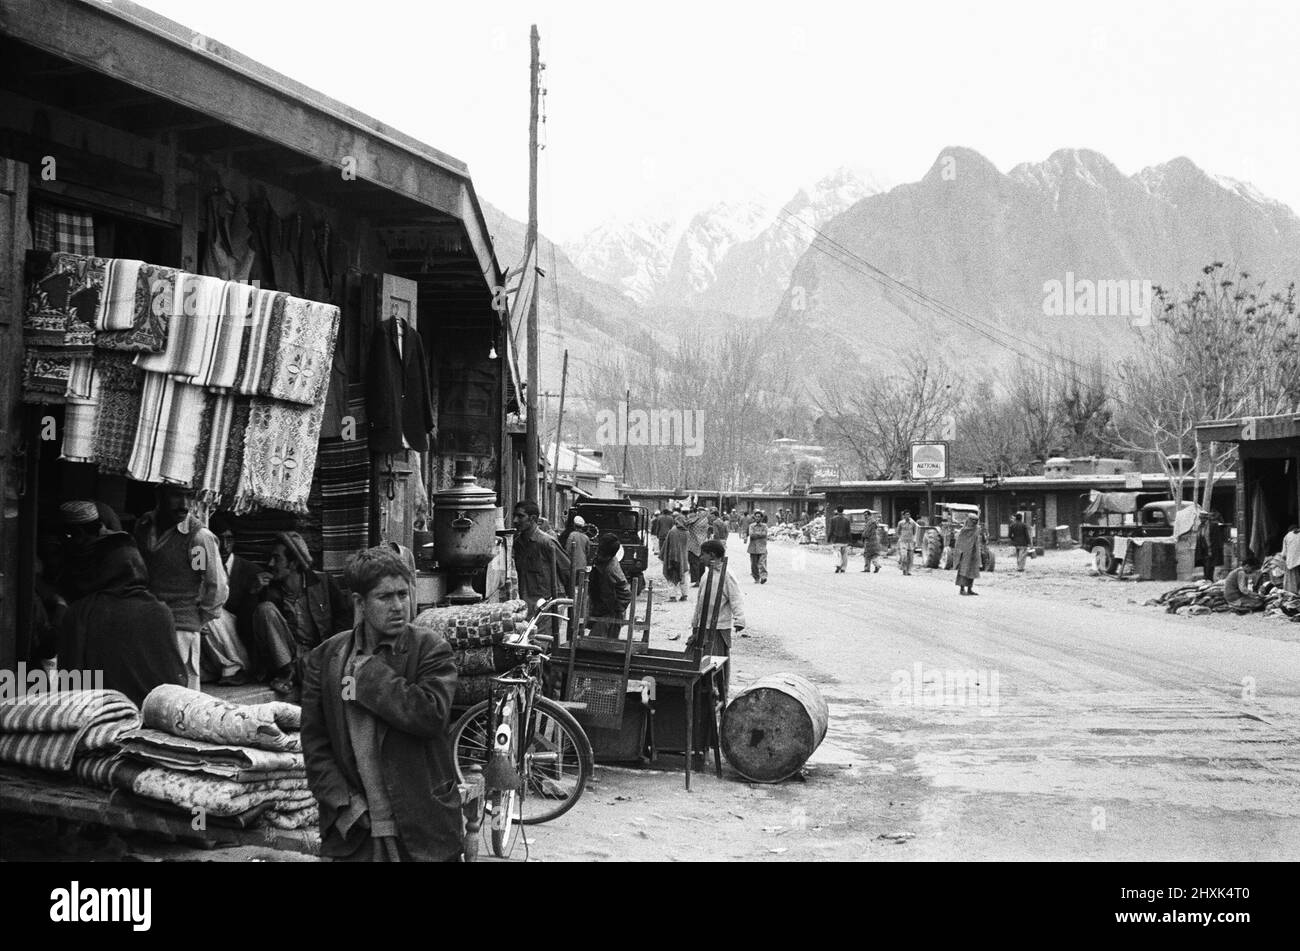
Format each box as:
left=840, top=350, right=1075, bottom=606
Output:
left=565, top=500, right=649, bottom=591
left=1082, top=499, right=1200, bottom=574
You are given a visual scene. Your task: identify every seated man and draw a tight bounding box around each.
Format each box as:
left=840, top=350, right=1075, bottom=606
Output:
left=57, top=531, right=186, bottom=706
left=252, top=531, right=351, bottom=696
left=1223, top=557, right=1266, bottom=611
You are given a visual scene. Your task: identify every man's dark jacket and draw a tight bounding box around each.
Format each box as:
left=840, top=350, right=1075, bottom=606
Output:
left=827, top=514, right=852, bottom=544
left=366, top=318, right=435, bottom=453
left=1008, top=521, right=1032, bottom=547
left=224, top=554, right=263, bottom=654
left=261, top=569, right=352, bottom=648
left=301, top=621, right=462, bottom=861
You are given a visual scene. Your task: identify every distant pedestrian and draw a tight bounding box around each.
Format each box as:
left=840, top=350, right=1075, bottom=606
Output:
left=895, top=510, right=919, bottom=576
left=652, top=509, right=674, bottom=558
left=710, top=508, right=729, bottom=542
left=827, top=507, right=852, bottom=573
left=1282, top=524, right=1300, bottom=594
left=662, top=515, right=691, bottom=601
left=861, top=514, right=882, bottom=573
left=747, top=512, right=769, bottom=584
left=1009, top=513, right=1032, bottom=573
left=954, top=515, right=982, bottom=595
left=739, top=510, right=752, bottom=540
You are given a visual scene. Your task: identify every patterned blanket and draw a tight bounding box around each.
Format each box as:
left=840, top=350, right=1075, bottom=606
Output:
left=116, top=727, right=304, bottom=781
left=73, top=749, right=148, bottom=791
left=414, top=601, right=529, bottom=650
left=97, top=262, right=173, bottom=353
left=23, top=251, right=98, bottom=352
left=130, top=768, right=314, bottom=817
left=141, top=685, right=301, bottom=752
left=21, top=349, right=72, bottom=404
left=259, top=296, right=339, bottom=406
left=0, top=689, right=142, bottom=772
left=232, top=396, right=326, bottom=515
left=195, top=391, right=238, bottom=503
left=92, top=353, right=145, bottom=474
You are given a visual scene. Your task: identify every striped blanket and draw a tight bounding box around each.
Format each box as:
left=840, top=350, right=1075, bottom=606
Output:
left=127, top=373, right=208, bottom=486
left=141, top=684, right=301, bottom=753
left=60, top=377, right=101, bottom=464
left=92, top=353, right=145, bottom=474
left=95, top=259, right=144, bottom=331
left=97, top=262, right=173, bottom=353
left=259, top=296, right=339, bottom=406
left=234, top=289, right=283, bottom=396
left=194, top=390, right=238, bottom=503
left=135, top=273, right=225, bottom=379
left=73, top=749, right=148, bottom=791
left=190, top=281, right=254, bottom=389
left=0, top=689, right=142, bottom=772
left=318, top=436, right=371, bottom=572
left=232, top=396, right=326, bottom=515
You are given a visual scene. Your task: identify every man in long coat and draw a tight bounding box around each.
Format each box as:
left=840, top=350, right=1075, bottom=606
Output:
left=953, top=515, right=982, bottom=595
left=662, top=515, right=691, bottom=601
left=511, top=501, right=572, bottom=637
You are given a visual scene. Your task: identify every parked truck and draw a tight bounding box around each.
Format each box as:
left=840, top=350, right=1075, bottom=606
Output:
left=1081, top=498, right=1201, bottom=574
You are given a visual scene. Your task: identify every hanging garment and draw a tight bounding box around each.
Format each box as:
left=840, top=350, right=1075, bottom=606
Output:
left=200, top=191, right=256, bottom=283
left=95, top=258, right=144, bottom=330
left=318, top=427, right=371, bottom=573
left=32, top=205, right=95, bottom=255
left=195, top=391, right=239, bottom=504
left=61, top=367, right=101, bottom=463
left=65, top=355, right=95, bottom=400
left=97, top=262, right=173, bottom=354
left=366, top=318, right=435, bottom=452
left=127, top=372, right=208, bottom=486
left=232, top=396, right=327, bottom=514
left=23, top=251, right=98, bottom=352
left=135, top=273, right=224, bottom=379
left=93, top=353, right=146, bottom=475
left=191, top=280, right=254, bottom=389
left=235, top=288, right=282, bottom=396
left=257, top=296, right=339, bottom=406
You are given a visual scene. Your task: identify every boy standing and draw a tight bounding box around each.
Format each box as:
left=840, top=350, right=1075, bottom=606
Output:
left=690, top=539, right=745, bottom=699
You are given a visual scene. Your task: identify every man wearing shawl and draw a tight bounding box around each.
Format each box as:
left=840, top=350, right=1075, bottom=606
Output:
left=684, top=507, right=712, bottom=586
left=57, top=531, right=186, bottom=706
left=662, top=515, right=691, bottom=601
left=861, top=515, right=882, bottom=573
left=954, top=515, right=983, bottom=596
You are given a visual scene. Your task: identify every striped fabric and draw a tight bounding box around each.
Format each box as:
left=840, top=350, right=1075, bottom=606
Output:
left=95, top=259, right=145, bottom=331
left=97, top=262, right=173, bottom=353
left=135, top=273, right=224, bottom=379
left=0, top=689, right=142, bottom=773
left=258, top=296, right=339, bottom=406
left=191, top=281, right=254, bottom=389
left=196, top=391, right=238, bottom=502
left=60, top=370, right=101, bottom=464
left=73, top=750, right=147, bottom=791
left=66, top=355, right=96, bottom=399
left=234, top=289, right=282, bottom=396
left=126, top=372, right=208, bottom=486
left=318, top=436, right=371, bottom=572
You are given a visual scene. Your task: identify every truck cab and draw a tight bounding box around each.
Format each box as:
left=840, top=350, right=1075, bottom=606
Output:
left=1082, top=499, right=1200, bottom=574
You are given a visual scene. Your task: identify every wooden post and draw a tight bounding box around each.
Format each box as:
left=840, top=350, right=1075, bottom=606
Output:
left=524, top=24, right=541, bottom=504
left=622, top=388, right=631, bottom=486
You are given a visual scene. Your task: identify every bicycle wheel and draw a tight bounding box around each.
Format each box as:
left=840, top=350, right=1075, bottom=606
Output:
left=452, top=696, right=594, bottom=825
left=489, top=704, right=521, bottom=857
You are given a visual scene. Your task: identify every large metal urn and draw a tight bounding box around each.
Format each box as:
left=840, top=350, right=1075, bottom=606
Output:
left=432, top=460, right=499, bottom=603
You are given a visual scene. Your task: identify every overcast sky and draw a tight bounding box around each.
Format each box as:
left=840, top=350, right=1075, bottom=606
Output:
left=134, top=0, right=1300, bottom=244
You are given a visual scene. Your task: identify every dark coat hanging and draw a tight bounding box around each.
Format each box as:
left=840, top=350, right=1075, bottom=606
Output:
left=366, top=318, right=435, bottom=453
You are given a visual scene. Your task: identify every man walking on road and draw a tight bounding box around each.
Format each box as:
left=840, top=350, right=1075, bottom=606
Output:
left=747, top=511, right=769, bottom=584
left=1009, top=513, right=1032, bottom=572
left=895, top=510, right=919, bottom=576
left=954, top=514, right=982, bottom=595
left=710, top=508, right=729, bottom=542
left=861, top=513, right=882, bottom=573
left=827, top=507, right=852, bottom=573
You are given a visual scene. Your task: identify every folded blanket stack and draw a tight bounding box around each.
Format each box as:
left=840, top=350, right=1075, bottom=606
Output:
left=119, top=685, right=315, bottom=830
left=414, top=601, right=530, bottom=706
left=0, top=689, right=141, bottom=773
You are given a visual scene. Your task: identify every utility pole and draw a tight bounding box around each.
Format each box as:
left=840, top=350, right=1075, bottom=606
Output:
left=622, top=388, right=632, bottom=487
left=524, top=24, right=541, bottom=503
left=549, top=350, right=569, bottom=522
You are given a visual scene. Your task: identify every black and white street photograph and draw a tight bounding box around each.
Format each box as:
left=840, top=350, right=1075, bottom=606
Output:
left=0, top=0, right=1294, bottom=925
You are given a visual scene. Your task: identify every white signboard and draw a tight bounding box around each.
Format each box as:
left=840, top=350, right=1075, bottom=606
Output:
left=910, top=441, right=949, bottom=481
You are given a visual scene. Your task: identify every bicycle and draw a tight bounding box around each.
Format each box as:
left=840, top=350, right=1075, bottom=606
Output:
left=449, top=597, right=595, bottom=858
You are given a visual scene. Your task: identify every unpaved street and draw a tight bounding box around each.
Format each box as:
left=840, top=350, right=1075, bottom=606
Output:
left=519, top=537, right=1300, bottom=861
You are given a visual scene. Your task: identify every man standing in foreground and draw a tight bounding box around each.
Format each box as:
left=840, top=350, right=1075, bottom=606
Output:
left=302, top=546, right=462, bottom=862
left=691, top=539, right=745, bottom=699
left=134, top=486, right=227, bottom=690
left=512, top=501, right=572, bottom=637
left=827, top=507, right=852, bottom=573
left=895, top=510, right=919, bottom=576
left=1008, top=513, right=1032, bottom=573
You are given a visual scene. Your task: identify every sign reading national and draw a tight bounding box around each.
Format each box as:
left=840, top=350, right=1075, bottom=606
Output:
left=909, top=441, right=948, bottom=481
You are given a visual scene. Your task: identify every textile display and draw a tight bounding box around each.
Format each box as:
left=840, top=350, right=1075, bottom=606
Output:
left=116, top=789, right=278, bottom=829
left=413, top=600, right=529, bottom=650
left=23, top=251, right=98, bottom=352
left=95, top=258, right=144, bottom=330
left=317, top=435, right=370, bottom=572
left=220, top=395, right=252, bottom=499
left=129, top=767, right=315, bottom=816
left=0, top=689, right=142, bottom=772
left=135, top=273, right=224, bottom=379
left=96, top=262, right=173, bottom=353
left=126, top=372, right=207, bottom=486
left=195, top=391, right=238, bottom=502
left=73, top=749, right=147, bottom=791
left=116, top=727, right=304, bottom=779
left=66, top=356, right=95, bottom=400
left=92, top=353, right=146, bottom=474
left=32, top=205, right=95, bottom=255
left=261, top=803, right=319, bottom=830
left=140, top=684, right=301, bottom=752
left=21, top=349, right=73, bottom=404
left=258, top=296, right=340, bottom=406
left=232, top=396, right=326, bottom=515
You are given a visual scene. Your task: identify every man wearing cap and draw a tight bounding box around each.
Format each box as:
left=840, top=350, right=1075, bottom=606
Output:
left=252, top=531, right=351, bottom=695
left=134, top=486, right=227, bottom=690
left=566, top=515, right=592, bottom=585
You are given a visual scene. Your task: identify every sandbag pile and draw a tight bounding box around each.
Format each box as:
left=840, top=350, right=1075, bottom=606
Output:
left=413, top=600, right=529, bottom=706
left=103, top=685, right=316, bottom=831
left=0, top=689, right=141, bottom=773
